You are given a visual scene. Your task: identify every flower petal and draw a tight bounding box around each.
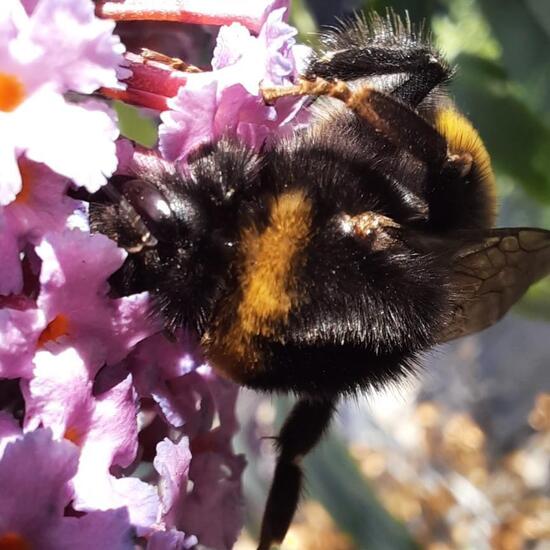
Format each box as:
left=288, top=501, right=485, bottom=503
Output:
left=0, top=306, right=45, bottom=379
left=21, top=94, right=119, bottom=192
left=159, top=80, right=217, bottom=162
left=0, top=429, right=78, bottom=532
left=153, top=437, right=192, bottom=521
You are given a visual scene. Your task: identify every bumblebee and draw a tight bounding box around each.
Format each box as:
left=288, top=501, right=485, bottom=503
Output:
left=88, top=14, right=550, bottom=550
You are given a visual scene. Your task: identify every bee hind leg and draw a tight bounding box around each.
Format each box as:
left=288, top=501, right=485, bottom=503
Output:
left=257, top=397, right=336, bottom=550
left=305, top=12, right=452, bottom=107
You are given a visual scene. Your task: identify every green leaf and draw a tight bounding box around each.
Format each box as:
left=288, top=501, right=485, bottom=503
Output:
left=114, top=101, right=157, bottom=148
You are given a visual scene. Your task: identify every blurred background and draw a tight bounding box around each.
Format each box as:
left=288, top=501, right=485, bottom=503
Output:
left=114, top=1, right=550, bottom=548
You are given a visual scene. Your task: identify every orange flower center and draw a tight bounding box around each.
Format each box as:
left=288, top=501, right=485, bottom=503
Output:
left=38, top=314, right=70, bottom=347
left=0, top=73, right=25, bottom=112
left=64, top=426, right=81, bottom=445
left=15, top=159, right=37, bottom=204
left=0, top=532, right=31, bottom=550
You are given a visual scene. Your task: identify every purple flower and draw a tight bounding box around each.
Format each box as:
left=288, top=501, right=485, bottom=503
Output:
left=178, top=449, right=246, bottom=550
left=153, top=437, right=192, bottom=526
left=129, top=334, right=246, bottom=547
left=3, top=159, right=76, bottom=242
left=0, top=0, right=125, bottom=202
left=0, top=222, right=24, bottom=295
left=152, top=6, right=310, bottom=162
left=0, top=158, right=78, bottom=295
left=146, top=530, right=197, bottom=550
left=0, top=1, right=313, bottom=547
left=0, top=304, right=44, bottom=379
left=0, top=411, right=20, bottom=456
left=0, top=429, right=135, bottom=550
left=130, top=331, right=207, bottom=430
left=35, top=229, right=159, bottom=371
left=0, top=227, right=158, bottom=381
left=174, top=368, right=246, bottom=549
left=23, top=346, right=161, bottom=533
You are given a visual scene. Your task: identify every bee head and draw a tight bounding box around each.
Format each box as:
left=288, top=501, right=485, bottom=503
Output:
left=89, top=178, right=232, bottom=335
left=117, top=175, right=216, bottom=251
left=88, top=140, right=260, bottom=334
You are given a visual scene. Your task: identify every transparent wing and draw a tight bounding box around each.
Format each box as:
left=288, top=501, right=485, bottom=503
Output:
left=438, top=228, right=550, bottom=343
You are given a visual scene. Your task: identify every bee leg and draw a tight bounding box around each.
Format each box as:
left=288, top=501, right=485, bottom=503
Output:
left=305, top=15, right=452, bottom=107
left=140, top=48, right=202, bottom=72
left=263, top=79, right=448, bottom=169
left=257, top=398, right=336, bottom=550
left=307, top=47, right=449, bottom=107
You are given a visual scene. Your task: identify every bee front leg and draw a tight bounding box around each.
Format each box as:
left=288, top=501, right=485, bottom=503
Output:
left=257, top=397, right=336, bottom=550
left=305, top=13, right=452, bottom=108
left=140, top=48, right=202, bottom=72
left=262, top=79, right=448, bottom=171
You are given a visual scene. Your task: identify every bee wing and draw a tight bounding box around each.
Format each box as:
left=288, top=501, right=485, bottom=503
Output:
left=438, top=227, right=550, bottom=343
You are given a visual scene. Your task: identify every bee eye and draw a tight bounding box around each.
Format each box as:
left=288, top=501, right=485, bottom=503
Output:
left=119, top=179, right=173, bottom=238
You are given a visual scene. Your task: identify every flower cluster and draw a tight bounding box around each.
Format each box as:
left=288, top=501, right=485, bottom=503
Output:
left=104, top=0, right=309, bottom=163
left=0, top=0, right=308, bottom=548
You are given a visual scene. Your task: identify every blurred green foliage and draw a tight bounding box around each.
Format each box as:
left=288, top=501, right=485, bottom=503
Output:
left=289, top=0, right=318, bottom=44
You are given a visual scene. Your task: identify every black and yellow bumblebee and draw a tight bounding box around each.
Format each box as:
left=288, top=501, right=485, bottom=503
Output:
left=88, top=14, right=550, bottom=550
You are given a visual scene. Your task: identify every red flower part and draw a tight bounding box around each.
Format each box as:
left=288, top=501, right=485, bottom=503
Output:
left=101, top=85, right=170, bottom=112
left=101, top=52, right=189, bottom=111
left=96, top=0, right=288, bottom=34
left=124, top=53, right=188, bottom=98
